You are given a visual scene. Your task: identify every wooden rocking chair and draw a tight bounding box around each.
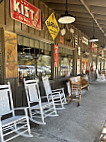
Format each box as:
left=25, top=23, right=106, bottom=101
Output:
left=0, top=82, right=32, bottom=142
left=67, top=80, right=81, bottom=106
left=42, top=76, right=67, bottom=110
left=24, top=79, right=58, bottom=125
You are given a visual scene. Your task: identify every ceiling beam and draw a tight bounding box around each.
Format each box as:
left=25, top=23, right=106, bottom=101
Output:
left=73, top=24, right=101, bottom=34
left=95, top=14, right=106, bottom=21
left=85, top=0, right=106, bottom=7
left=41, top=0, right=81, bottom=5
left=97, top=20, right=106, bottom=26
left=55, top=10, right=91, bottom=18
left=74, top=24, right=99, bottom=30
left=99, top=25, right=106, bottom=30
left=45, top=3, right=87, bottom=13
left=73, top=22, right=98, bottom=28
left=42, top=0, right=81, bottom=5
left=90, top=6, right=106, bottom=16
left=75, top=17, right=93, bottom=23
left=79, top=0, right=104, bottom=37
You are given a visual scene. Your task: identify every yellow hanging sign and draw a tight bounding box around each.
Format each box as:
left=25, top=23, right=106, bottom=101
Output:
left=45, top=13, right=60, bottom=40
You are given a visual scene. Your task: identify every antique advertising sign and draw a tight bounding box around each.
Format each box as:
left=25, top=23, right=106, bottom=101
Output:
left=5, top=31, right=18, bottom=79
left=45, top=13, right=60, bottom=40
left=54, top=45, right=59, bottom=67
left=74, top=34, right=78, bottom=48
left=59, top=36, right=64, bottom=44
left=10, top=0, right=41, bottom=30
left=82, top=36, right=88, bottom=45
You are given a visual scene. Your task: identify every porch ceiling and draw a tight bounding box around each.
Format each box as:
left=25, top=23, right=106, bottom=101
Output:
left=40, top=0, right=106, bottom=49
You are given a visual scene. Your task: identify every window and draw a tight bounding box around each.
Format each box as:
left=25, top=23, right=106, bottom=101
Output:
left=18, top=45, right=51, bottom=85
left=60, top=57, right=73, bottom=77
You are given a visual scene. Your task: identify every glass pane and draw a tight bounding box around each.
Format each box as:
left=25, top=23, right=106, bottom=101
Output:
left=18, top=47, right=36, bottom=85
left=60, top=57, right=73, bottom=77
left=37, top=55, right=51, bottom=78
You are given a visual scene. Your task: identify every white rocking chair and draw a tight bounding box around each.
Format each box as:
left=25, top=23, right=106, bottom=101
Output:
left=0, top=82, right=32, bottom=142
left=42, top=76, right=67, bottom=110
left=24, top=79, right=58, bottom=125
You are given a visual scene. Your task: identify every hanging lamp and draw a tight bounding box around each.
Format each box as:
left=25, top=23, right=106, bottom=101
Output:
left=89, top=20, right=99, bottom=42
left=58, top=0, right=75, bottom=24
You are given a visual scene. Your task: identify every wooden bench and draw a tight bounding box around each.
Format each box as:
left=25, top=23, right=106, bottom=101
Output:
left=68, top=76, right=89, bottom=106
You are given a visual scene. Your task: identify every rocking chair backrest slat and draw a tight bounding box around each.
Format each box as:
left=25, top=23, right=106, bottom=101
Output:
left=0, top=82, right=14, bottom=116
left=24, top=79, right=40, bottom=103
left=42, top=76, right=52, bottom=96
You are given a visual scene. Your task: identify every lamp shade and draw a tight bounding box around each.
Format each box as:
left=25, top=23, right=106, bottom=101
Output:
left=58, top=11, right=75, bottom=24
left=89, top=35, right=99, bottom=42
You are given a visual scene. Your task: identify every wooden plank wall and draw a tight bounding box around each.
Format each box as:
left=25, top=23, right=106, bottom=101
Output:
left=0, top=0, right=79, bottom=50
left=0, top=0, right=91, bottom=106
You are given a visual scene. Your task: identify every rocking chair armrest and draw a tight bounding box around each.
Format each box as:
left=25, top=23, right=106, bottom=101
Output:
left=13, top=107, right=29, bottom=116
left=52, top=88, right=64, bottom=92
left=41, top=96, right=48, bottom=101
left=13, top=107, right=28, bottom=112
left=41, top=96, right=48, bottom=99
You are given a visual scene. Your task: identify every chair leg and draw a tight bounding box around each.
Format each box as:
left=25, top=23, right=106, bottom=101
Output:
left=25, top=109, right=32, bottom=136
left=0, top=118, right=4, bottom=142
left=78, top=89, right=81, bottom=106
left=52, top=98, right=59, bottom=116
left=71, top=91, right=73, bottom=103
left=68, top=93, right=70, bottom=104
left=54, top=96, right=65, bottom=110
left=29, top=108, right=33, bottom=121
left=60, top=96, right=65, bottom=109
left=39, top=103, right=46, bottom=125
left=62, top=90, right=67, bottom=104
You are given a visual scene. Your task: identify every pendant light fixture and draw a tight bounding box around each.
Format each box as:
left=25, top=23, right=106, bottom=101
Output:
left=58, top=0, right=75, bottom=24
left=89, top=20, right=99, bottom=42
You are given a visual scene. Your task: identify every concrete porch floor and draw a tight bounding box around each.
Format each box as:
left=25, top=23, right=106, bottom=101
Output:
left=12, top=80, right=106, bottom=142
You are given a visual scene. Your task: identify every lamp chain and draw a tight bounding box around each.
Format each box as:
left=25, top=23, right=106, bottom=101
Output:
left=93, top=20, right=95, bottom=36
left=66, top=0, right=68, bottom=11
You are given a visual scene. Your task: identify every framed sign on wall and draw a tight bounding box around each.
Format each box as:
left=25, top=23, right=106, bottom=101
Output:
left=10, top=0, right=41, bottom=30
left=4, top=31, right=18, bottom=79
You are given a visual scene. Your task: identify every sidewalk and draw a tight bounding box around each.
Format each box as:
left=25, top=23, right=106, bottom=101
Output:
left=12, top=80, right=106, bottom=142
